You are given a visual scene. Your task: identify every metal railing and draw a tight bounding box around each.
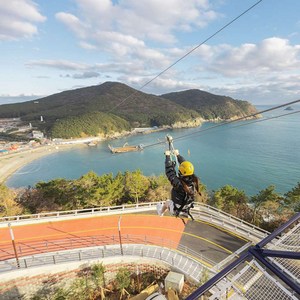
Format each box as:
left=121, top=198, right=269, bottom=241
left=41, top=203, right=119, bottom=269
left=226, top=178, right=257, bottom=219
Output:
left=0, top=202, right=156, bottom=224
left=0, top=202, right=269, bottom=242
left=0, top=203, right=278, bottom=297
left=192, top=203, right=269, bottom=242
left=0, top=235, right=216, bottom=281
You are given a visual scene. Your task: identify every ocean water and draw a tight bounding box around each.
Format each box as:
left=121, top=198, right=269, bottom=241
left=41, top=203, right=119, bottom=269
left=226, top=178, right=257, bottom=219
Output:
left=6, top=105, right=300, bottom=196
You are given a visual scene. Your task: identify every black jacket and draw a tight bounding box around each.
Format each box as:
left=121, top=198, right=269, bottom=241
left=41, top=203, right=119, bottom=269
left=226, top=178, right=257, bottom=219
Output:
left=165, top=154, right=198, bottom=212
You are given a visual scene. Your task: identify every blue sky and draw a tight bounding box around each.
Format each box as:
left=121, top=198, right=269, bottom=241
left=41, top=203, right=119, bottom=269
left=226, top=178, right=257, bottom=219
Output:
left=0, top=0, right=300, bottom=105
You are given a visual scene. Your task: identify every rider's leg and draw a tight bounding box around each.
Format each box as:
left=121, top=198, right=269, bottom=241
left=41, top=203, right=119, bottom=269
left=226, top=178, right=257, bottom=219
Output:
left=156, top=200, right=174, bottom=216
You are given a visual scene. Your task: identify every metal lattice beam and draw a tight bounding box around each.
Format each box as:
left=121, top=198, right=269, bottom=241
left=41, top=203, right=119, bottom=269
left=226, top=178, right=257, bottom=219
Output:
left=186, top=212, right=300, bottom=300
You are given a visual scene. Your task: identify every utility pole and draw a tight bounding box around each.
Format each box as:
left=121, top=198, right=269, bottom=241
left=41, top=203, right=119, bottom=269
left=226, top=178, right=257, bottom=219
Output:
left=118, top=216, right=123, bottom=256
left=8, top=223, right=20, bottom=268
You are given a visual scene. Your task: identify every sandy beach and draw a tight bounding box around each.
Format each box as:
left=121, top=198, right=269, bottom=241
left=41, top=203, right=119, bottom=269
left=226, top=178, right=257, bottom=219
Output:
left=0, top=129, right=138, bottom=186
left=0, top=144, right=84, bottom=185
left=0, top=127, right=170, bottom=186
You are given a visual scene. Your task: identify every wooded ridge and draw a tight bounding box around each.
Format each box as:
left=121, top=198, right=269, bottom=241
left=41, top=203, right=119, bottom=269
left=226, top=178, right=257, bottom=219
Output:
left=0, top=82, right=258, bottom=138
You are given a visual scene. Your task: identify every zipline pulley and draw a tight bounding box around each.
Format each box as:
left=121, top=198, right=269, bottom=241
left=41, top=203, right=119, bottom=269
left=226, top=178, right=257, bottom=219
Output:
left=166, top=134, right=178, bottom=166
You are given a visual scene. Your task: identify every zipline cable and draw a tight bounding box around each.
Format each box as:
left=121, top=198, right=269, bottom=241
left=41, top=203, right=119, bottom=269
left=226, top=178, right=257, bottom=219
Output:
left=176, top=109, right=300, bottom=143
left=61, top=104, right=300, bottom=171
left=174, top=99, right=300, bottom=141
left=142, top=99, right=300, bottom=149
left=108, top=0, right=264, bottom=113
left=231, top=110, right=300, bottom=129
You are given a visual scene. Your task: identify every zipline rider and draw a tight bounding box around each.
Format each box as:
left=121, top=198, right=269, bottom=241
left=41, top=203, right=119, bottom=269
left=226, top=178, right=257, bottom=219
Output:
left=157, top=135, right=202, bottom=222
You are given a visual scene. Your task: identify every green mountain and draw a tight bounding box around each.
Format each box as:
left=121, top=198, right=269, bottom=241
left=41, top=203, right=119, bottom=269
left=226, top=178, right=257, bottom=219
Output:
left=0, top=82, right=257, bottom=138
left=161, top=89, right=258, bottom=120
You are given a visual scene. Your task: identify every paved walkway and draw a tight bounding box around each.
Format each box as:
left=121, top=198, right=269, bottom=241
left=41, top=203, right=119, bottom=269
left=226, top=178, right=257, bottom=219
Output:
left=181, top=218, right=247, bottom=263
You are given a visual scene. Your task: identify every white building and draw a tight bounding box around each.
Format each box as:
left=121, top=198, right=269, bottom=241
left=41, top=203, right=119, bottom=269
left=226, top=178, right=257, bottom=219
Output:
left=32, top=130, right=44, bottom=139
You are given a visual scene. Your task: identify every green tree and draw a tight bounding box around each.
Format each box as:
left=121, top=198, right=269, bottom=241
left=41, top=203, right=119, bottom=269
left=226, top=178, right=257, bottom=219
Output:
left=109, top=172, right=126, bottom=205
left=67, top=277, right=94, bottom=300
left=35, top=178, right=76, bottom=211
left=51, top=111, right=131, bottom=138
left=0, top=184, right=23, bottom=217
left=115, top=267, right=131, bottom=299
left=125, top=170, right=150, bottom=204
left=76, top=171, right=125, bottom=207
left=210, top=185, right=249, bottom=219
left=259, top=200, right=292, bottom=231
left=21, top=171, right=125, bottom=212
left=249, top=185, right=281, bottom=226
left=146, top=175, right=170, bottom=202
left=97, top=173, right=122, bottom=206
left=91, top=263, right=106, bottom=288
left=17, top=187, right=44, bottom=214
left=284, top=182, right=300, bottom=212
left=75, top=171, right=107, bottom=207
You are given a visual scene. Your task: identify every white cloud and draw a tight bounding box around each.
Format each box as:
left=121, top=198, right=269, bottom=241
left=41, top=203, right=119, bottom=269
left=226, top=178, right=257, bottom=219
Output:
left=0, top=0, right=46, bottom=40
left=207, top=38, right=300, bottom=76
left=184, top=37, right=300, bottom=103
left=23, top=35, right=300, bottom=105
left=206, top=72, right=300, bottom=104
left=72, top=71, right=100, bottom=79
left=25, top=59, right=148, bottom=82
left=229, top=82, right=297, bottom=104
left=55, top=0, right=218, bottom=66
left=72, top=0, right=217, bottom=39
left=55, top=12, right=87, bottom=39
left=147, top=77, right=199, bottom=95
left=79, top=41, right=97, bottom=50
left=108, top=0, right=217, bottom=44
left=26, top=59, right=91, bottom=71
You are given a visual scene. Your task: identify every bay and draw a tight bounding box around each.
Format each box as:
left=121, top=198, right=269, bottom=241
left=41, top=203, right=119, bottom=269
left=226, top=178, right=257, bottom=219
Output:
left=6, top=105, right=300, bottom=195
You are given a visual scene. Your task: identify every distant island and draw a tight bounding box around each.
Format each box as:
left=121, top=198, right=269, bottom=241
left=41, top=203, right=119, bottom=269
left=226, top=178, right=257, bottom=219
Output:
left=284, top=106, right=294, bottom=111
left=0, top=81, right=258, bottom=139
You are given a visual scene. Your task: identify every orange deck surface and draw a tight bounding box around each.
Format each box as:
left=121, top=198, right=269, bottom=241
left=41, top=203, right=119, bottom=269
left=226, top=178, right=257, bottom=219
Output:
left=0, top=214, right=185, bottom=260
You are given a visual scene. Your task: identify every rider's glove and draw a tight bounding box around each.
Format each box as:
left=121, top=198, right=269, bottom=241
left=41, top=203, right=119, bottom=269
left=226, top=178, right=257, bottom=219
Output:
left=166, top=135, right=173, bottom=143
left=165, top=150, right=171, bottom=156
left=173, top=149, right=179, bottom=156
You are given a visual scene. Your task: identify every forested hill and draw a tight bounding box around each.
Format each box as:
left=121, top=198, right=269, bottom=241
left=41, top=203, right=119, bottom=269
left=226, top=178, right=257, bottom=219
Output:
left=0, top=82, right=257, bottom=138
left=0, top=82, right=199, bottom=137
left=161, top=89, right=257, bottom=120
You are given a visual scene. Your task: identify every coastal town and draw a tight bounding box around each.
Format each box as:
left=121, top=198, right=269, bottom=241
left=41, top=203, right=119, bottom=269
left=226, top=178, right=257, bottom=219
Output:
left=0, top=117, right=101, bottom=154
left=0, top=117, right=45, bottom=153
left=0, top=117, right=168, bottom=155
left=0, top=117, right=169, bottom=183
left=0, top=117, right=100, bottom=183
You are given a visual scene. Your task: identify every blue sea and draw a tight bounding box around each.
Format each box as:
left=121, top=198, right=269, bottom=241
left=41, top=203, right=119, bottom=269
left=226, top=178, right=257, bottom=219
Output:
left=6, top=105, right=300, bottom=196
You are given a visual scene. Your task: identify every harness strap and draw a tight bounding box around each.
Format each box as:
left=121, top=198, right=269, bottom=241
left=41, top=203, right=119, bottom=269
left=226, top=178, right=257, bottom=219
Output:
left=188, top=210, right=194, bottom=221
left=176, top=177, right=201, bottom=221
left=174, top=201, right=185, bottom=217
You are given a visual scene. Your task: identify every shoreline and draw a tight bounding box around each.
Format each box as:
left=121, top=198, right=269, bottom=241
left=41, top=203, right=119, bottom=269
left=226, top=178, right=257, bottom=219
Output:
left=0, top=126, right=172, bottom=186
left=0, top=122, right=203, bottom=186
left=0, top=128, right=163, bottom=186
left=0, top=144, right=85, bottom=185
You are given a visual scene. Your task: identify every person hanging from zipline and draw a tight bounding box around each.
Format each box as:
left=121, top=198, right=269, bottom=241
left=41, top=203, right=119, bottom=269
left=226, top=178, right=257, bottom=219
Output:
left=157, top=135, right=202, bottom=222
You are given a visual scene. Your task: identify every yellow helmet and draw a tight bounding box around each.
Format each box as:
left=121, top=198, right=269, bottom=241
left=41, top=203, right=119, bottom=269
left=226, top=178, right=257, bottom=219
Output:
left=179, top=161, right=194, bottom=176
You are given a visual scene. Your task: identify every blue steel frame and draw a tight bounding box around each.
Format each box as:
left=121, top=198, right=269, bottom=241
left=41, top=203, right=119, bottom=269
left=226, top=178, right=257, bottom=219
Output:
left=186, top=212, right=300, bottom=299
